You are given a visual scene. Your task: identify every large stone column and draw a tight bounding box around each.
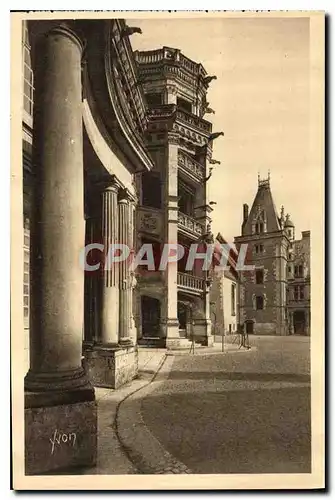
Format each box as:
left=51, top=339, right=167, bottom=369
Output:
left=163, top=139, right=180, bottom=348
left=101, top=180, right=119, bottom=345
left=24, top=23, right=97, bottom=475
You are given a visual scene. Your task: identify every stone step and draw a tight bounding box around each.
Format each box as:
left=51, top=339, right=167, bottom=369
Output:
left=138, top=337, right=166, bottom=348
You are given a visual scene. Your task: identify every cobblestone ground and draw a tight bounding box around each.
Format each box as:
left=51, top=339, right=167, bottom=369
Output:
left=141, top=336, right=311, bottom=474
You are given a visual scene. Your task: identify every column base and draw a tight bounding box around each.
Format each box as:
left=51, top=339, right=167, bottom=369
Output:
left=161, top=318, right=180, bottom=349
left=83, top=344, right=138, bottom=389
left=25, top=387, right=97, bottom=475
left=193, top=319, right=213, bottom=346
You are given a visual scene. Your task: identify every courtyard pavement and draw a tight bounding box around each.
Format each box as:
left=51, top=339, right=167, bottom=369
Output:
left=117, top=336, right=310, bottom=475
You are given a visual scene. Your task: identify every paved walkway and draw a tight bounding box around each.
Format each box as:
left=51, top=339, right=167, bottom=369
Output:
left=141, top=336, right=311, bottom=474
left=84, top=341, right=254, bottom=474
left=84, top=348, right=166, bottom=474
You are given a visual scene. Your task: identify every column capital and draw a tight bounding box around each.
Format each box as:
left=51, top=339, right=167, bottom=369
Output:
left=47, top=22, right=85, bottom=54
left=100, top=175, right=122, bottom=194
left=118, top=188, right=137, bottom=204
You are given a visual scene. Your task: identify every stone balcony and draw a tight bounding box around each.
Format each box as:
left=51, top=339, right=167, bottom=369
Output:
left=177, top=272, right=205, bottom=294
left=178, top=150, right=205, bottom=183
left=134, top=47, right=207, bottom=78
left=178, top=211, right=204, bottom=239
left=145, top=104, right=212, bottom=145
left=175, top=108, right=212, bottom=134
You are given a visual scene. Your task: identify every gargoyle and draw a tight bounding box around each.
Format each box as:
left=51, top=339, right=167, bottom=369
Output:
left=204, top=167, right=213, bottom=183
left=203, top=75, right=217, bottom=85
left=208, top=131, right=224, bottom=142
left=209, top=159, right=221, bottom=165
left=121, top=26, right=142, bottom=37
left=203, top=101, right=215, bottom=114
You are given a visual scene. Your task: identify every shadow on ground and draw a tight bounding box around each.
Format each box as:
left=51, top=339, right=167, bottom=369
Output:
left=167, top=371, right=310, bottom=384
left=140, top=385, right=311, bottom=474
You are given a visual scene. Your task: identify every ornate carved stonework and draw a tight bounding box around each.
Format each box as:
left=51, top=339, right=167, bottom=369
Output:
left=178, top=150, right=205, bottom=182
left=138, top=208, right=162, bottom=235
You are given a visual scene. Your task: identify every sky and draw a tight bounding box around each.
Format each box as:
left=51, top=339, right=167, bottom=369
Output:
left=129, top=16, right=311, bottom=242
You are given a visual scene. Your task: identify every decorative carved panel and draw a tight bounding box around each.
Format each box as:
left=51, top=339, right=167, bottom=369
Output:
left=138, top=208, right=162, bottom=236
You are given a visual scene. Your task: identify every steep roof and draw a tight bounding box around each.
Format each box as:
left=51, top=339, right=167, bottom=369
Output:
left=243, top=177, right=281, bottom=235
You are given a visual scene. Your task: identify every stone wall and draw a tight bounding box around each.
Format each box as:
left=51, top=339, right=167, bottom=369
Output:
left=83, top=346, right=138, bottom=389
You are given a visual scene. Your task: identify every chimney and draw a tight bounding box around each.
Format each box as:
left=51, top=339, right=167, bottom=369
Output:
left=243, top=204, right=249, bottom=224
left=302, top=230, right=310, bottom=239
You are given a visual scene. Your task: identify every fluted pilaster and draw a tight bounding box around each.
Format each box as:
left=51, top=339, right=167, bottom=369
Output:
left=101, top=179, right=120, bottom=344
left=118, top=192, right=131, bottom=343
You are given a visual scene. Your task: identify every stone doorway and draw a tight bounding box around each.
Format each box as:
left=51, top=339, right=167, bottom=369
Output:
left=141, top=296, right=161, bottom=337
left=293, top=310, right=306, bottom=335
left=245, top=320, right=254, bottom=335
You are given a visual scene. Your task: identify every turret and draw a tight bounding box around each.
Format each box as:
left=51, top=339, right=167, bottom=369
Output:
left=284, top=213, right=295, bottom=241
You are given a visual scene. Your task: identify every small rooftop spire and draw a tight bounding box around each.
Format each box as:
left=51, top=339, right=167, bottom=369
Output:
left=281, top=205, right=285, bottom=218
left=258, top=171, right=270, bottom=189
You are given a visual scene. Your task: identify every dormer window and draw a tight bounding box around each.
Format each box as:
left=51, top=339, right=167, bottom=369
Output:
left=255, top=222, right=264, bottom=234
left=253, top=207, right=267, bottom=235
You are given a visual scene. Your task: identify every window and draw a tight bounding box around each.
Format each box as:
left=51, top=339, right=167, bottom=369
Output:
left=177, top=97, right=192, bottom=113
left=256, top=296, right=264, bottom=310
left=255, top=245, right=258, bottom=254
left=23, top=23, right=34, bottom=117
left=178, top=180, right=195, bottom=216
left=255, top=222, right=264, bottom=234
left=294, top=286, right=305, bottom=301
left=23, top=219, right=30, bottom=327
left=146, top=93, right=163, bottom=108
left=294, top=264, right=304, bottom=278
left=142, top=172, right=162, bottom=209
left=255, top=269, right=264, bottom=284
left=231, top=283, right=236, bottom=316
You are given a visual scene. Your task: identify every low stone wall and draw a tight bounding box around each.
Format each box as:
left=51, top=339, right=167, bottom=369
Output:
left=84, top=345, right=138, bottom=389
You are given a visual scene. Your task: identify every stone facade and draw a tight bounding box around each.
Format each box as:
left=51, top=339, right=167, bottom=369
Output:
left=133, top=47, right=222, bottom=348
left=235, top=175, right=310, bottom=336
left=20, top=20, right=223, bottom=474
left=210, top=233, right=241, bottom=337
left=21, top=19, right=156, bottom=474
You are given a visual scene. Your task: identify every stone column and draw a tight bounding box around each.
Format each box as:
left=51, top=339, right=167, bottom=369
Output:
left=192, top=286, right=213, bottom=347
left=163, top=140, right=180, bottom=348
left=84, top=185, right=138, bottom=389
left=24, top=23, right=96, bottom=475
left=101, top=180, right=119, bottom=345
left=118, top=191, right=132, bottom=344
